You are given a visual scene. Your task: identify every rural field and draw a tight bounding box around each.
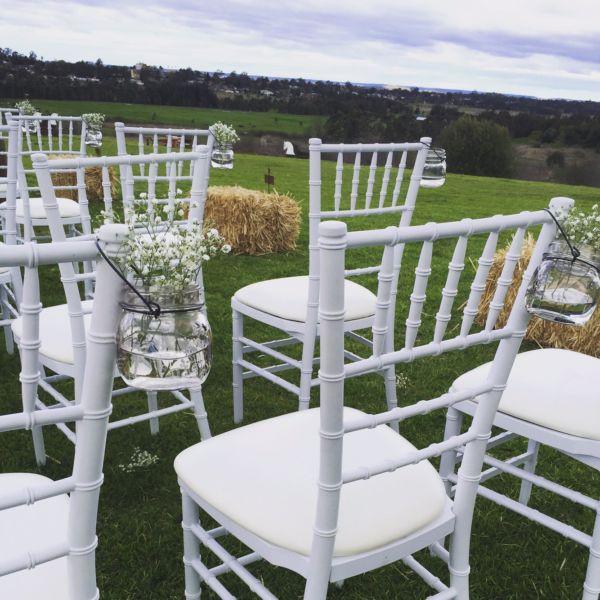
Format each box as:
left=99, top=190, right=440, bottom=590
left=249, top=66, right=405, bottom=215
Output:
left=5, top=98, right=326, bottom=137
left=1, top=127, right=598, bottom=599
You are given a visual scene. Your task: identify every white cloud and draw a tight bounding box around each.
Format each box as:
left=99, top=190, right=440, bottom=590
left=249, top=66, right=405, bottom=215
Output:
left=1, top=0, right=599, bottom=100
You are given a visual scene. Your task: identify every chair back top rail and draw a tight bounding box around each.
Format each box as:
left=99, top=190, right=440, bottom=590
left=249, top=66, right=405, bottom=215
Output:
left=116, top=123, right=211, bottom=136
left=319, top=141, right=425, bottom=153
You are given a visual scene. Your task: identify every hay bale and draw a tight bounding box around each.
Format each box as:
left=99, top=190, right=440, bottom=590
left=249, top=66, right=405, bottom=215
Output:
left=51, top=155, right=119, bottom=202
left=205, top=185, right=300, bottom=255
left=477, top=235, right=600, bottom=357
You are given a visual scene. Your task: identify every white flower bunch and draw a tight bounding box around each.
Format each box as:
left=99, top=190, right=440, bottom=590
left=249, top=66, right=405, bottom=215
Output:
left=563, top=203, right=600, bottom=253
left=82, top=112, right=105, bottom=129
left=209, top=121, right=240, bottom=146
left=118, top=447, right=159, bottom=473
left=15, top=99, right=36, bottom=115
left=110, top=197, right=230, bottom=292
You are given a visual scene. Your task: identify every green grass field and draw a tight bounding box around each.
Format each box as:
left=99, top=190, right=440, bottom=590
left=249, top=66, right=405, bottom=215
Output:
left=1, top=147, right=599, bottom=598
left=1, top=99, right=325, bottom=137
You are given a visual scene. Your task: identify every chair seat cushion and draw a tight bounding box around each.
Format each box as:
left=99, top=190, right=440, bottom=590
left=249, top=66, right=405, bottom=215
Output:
left=0, top=196, right=80, bottom=220
left=175, top=408, right=447, bottom=557
left=0, top=473, right=69, bottom=599
left=234, top=275, right=376, bottom=322
left=12, top=301, right=93, bottom=365
left=453, top=349, right=600, bottom=440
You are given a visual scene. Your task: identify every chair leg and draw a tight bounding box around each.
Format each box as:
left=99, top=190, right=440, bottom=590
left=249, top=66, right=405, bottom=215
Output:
left=1, top=285, right=14, bottom=354
left=19, top=348, right=46, bottom=466
left=146, top=391, right=159, bottom=435
left=232, top=309, right=244, bottom=424
left=298, top=351, right=314, bottom=412
left=190, top=387, right=211, bottom=441
left=181, top=490, right=202, bottom=600
left=518, top=439, right=540, bottom=506
left=384, top=306, right=399, bottom=432
left=439, top=407, right=464, bottom=496
left=299, top=311, right=318, bottom=413
left=583, top=508, right=600, bottom=600
left=384, top=366, right=398, bottom=433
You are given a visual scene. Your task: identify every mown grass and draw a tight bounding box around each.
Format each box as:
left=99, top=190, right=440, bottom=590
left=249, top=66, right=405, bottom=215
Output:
left=1, top=99, right=326, bottom=137
left=0, top=148, right=598, bottom=599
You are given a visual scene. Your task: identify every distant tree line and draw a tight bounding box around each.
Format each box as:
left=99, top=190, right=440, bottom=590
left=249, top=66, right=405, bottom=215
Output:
left=2, top=48, right=600, bottom=180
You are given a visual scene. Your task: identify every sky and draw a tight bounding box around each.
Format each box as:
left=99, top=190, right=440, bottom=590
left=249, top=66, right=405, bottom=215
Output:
left=1, top=0, right=600, bottom=101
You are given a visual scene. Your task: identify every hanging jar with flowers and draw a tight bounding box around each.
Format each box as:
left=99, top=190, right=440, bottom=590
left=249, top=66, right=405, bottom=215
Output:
left=526, top=203, right=600, bottom=325
left=209, top=121, right=239, bottom=169
left=106, top=198, right=231, bottom=391
left=15, top=100, right=38, bottom=133
left=82, top=112, right=105, bottom=148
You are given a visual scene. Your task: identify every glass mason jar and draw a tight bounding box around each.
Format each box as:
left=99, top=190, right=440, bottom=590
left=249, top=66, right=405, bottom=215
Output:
left=21, top=116, right=38, bottom=134
left=211, top=142, right=234, bottom=169
left=420, top=148, right=446, bottom=188
left=84, top=125, right=103, bottom=148
left=117, top=284, right=212, bottom=391
left=526, top=239, right=600, bottom=326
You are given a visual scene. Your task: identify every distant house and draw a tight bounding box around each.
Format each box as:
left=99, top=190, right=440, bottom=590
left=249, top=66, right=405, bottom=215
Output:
left=416, top=116, right=427, bottom=121
left=260, top=89, right=274, bottom=97
left=130, top=62, right=144, bottom=81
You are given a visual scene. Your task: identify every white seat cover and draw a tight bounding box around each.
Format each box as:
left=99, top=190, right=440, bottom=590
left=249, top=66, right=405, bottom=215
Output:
left=0, top=196, right=80, bottom=220
left=453, top=349, right=600, bottom=440
left=12, top=300, right=93, bottom=365
left=234, top=275, right=376, bottom=322
left=175, top=408, right=447, bottom=557
left=0, top=473, right=69, bottom=599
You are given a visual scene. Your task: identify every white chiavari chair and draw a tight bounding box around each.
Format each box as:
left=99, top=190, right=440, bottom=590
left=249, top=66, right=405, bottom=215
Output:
left=0, top=107, right=17, bottom=199
left=0, top=224, right=123, bottom=599
left=174, top=202, right=562, bottom=599
left=16, top=149, right=212, bottom=466
left=0, top=121, right=22, bottom=352
left=232, top=137, right=430, bottom=424
left=3, top=114, right=87, bottom=242
left=440, top=202, right=600, bottom=599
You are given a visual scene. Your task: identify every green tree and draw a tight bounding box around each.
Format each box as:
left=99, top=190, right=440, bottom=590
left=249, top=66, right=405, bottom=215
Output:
left=439, top=116, right=513, bottom=177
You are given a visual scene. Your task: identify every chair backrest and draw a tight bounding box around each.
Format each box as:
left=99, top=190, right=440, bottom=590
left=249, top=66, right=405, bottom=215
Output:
left=6, top=113, right=86, bottom=157
left=0, top=109, right=17, bottom=178
left=0, top=225, right=125, bottom=599
left=0, top=121, right=22, bottom=302
left=307, top=198, right=571, bottom=592
left=308, top=138, right=430, bottom=311
left=31, top=149, right=211, bottom=399
left=6, top=114, right=86, bottom=241
left=115, top=121, right=214, bottom=182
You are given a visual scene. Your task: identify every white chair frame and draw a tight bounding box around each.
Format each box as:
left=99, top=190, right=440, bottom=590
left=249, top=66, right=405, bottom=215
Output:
left=21, top=150, right=212, bottom=466
left=0, top=225, right=124, bottom=599
left=115, top=121, right=214, bottom=190
left=5, top=114, right=87, bottom=242
left=439, top=201, right=600, bottom=600
left=0, top=107, right=17, bottom=186
left=0, top=121, right=22, bottom=351
left=178, top=202, right=562, bottom=598
left=232, top=137, right=430, bottom=424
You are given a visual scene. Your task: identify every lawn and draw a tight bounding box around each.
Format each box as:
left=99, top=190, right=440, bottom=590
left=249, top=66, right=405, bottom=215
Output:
left=1, top=99, right=326, bottom=137
left=1, top=148, right=598, bottom=599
